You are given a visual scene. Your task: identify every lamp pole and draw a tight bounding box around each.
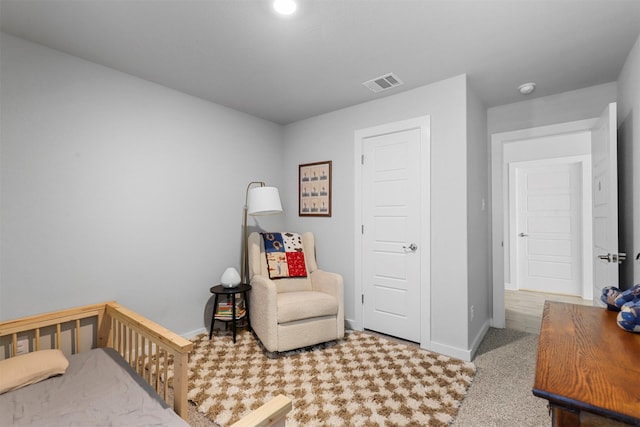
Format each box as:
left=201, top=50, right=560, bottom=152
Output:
left=242, top=181, right=265, bottom=284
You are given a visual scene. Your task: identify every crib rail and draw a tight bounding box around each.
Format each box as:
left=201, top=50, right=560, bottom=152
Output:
left=0, top=302, right=291, bottom=424
left=104, top=302, right=192, bottom=419
left=0, top=301, right=192, bottom=421
left=0, top=302, right=106, bottom=357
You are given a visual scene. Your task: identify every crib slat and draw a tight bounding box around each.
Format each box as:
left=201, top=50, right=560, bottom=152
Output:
left=112, top=319, right=117, bottom=352
left=147, top=339, right=153, bottom=383
left=163, top=351, right=168, bottom=401
left=114, top=320, right=118, bottom=354
left=11, top=333, right=17, bottom=357
left=56, top=324, right=61, bottom=350
left=119, top=321, right=124, bottom=356
left=140, top=336, right=145, bottom=376
left=35, top=328, right=40, bottom=351
left=127, top=328, right=131, bottom=364
left=155, top=349, right=161, bottom=392
left=75, top=319, right=81, bottom=353
left=133, top=332, right=137, bottom=372
left=134, top=332, right=139, bottom=373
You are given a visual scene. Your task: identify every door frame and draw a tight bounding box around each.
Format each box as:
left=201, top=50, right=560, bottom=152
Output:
left=591, top=102, right=620, bottom=301
left=508, top=156, right=592, bottom=298
left=491, top=118, right=597, bottom=327
left=354, top=116, right=431, bottom=349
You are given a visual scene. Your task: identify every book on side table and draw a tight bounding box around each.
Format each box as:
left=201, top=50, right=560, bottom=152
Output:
left=215, top=299, right=246, bottom=320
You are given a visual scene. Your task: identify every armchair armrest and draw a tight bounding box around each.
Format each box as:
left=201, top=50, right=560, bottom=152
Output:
left=310, top=270, right=343, bottom=296
left=250, top=275, right=280, bottom=351
left=310, top=270, right=345, bottom=338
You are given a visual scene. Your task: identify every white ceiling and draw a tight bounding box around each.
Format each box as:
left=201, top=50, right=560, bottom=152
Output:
left=1, top=0, right=639, bottom=125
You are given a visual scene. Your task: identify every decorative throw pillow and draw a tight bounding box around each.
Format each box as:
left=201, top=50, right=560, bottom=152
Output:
left=261, top=232, right=308, bottom=279
left=0, top=349, right=69, bottom=394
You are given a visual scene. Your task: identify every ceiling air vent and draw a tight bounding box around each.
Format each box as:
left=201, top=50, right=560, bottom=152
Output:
left=362, top=72, right=404, bottom=93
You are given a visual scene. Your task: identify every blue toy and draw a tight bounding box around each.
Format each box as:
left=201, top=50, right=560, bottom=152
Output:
left=617, top=300, right=640, bottom=333
left=601, top=284, right=640, bottom=311
left=601, top=284, right=640, bottom=333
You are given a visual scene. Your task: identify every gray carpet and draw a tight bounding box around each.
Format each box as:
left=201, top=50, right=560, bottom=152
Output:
left=452, top=328, right=550, bottom=427
left=186, top=327, right=550, bottom=426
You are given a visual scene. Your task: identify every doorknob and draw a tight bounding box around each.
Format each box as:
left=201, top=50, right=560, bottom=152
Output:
left=518, top=232, right=528, bottom=237
left=403, top=243, right=418, bottom=252
left=598, top=253, right=627, bottom=263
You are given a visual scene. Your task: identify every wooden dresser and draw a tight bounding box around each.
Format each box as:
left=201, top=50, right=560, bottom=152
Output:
left=533, top=301, right=640, bottom=426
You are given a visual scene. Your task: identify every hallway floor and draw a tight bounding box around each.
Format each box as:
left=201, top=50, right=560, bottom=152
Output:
left=505, top=289, right=594, bottom=334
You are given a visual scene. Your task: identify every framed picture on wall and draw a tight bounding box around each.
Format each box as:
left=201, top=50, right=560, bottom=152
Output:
left=299, top=161, right=332, bottom=217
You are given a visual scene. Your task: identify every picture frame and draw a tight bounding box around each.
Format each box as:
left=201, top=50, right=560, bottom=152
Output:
left=299, top=160, right=332, bottom=217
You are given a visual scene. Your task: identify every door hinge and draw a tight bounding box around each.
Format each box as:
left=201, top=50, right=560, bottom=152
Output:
left=361, top=154, right=364, bottom=165
left=361, top=224, right=364, bottom=234
left=361, top=294, right=364, bottom=304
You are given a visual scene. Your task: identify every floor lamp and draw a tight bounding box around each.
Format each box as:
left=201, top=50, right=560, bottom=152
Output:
left=242, top=181, right=283, bottom=284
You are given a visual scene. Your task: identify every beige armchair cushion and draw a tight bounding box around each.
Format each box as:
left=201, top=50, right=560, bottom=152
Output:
left=277, top=291, right=338, bottom=323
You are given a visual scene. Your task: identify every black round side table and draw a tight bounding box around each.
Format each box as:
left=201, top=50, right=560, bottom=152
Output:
left=208, top=283, right=251, bottom=343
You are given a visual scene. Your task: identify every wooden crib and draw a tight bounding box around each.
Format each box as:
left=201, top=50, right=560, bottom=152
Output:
left=0, top=301, right=291, bottom=426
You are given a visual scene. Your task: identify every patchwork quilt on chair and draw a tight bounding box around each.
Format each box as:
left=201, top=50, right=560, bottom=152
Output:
left=261, top=232, right=307, bottom=279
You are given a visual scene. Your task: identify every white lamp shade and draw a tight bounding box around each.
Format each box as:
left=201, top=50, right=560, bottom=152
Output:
left=221, top=267, right=241, bottom=287
left=247, top=186, right=282, bottom=215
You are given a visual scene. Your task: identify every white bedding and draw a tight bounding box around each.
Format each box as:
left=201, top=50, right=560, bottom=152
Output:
left=0, top=347, right=189, bottom=426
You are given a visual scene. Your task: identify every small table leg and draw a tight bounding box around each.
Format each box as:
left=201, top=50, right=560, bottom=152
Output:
left=245, top=291, right=251, bottom=332
left=209, top=294, right=218, bottom=339
left=231, top=292, right=237, bottom=343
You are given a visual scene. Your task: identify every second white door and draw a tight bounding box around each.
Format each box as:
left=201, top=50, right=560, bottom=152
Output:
left=362, top=128, right=421, bottom=342
left=513, top=161, right=583, bottom=295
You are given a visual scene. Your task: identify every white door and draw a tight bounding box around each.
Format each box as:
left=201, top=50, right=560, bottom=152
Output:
left=362, top=128, right=421, bottom=342
left=592, top=102, right=620, bottom=304
left=513, top=161, right=582, bottom=295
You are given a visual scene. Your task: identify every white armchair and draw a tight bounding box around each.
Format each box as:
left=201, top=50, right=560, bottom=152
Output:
left=248, top=232, right=344, bottom=352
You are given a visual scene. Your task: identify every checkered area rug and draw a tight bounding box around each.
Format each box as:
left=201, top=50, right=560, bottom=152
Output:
left=181, top=331, right=475, bottom=426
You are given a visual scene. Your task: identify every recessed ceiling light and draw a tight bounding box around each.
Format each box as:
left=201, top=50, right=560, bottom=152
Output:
left=273, top=0, right=297, bottom=16
left=518, top=82, right=536, bottom=95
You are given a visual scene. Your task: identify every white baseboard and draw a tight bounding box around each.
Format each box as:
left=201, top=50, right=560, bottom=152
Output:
left=468, top=320, right=490, bottom=361
left=181, top=327, right=207, bottom=340
left=345, top=318, right=361, bottom=331
left=350, top=317, right=485, bottom=362
left=422, top=320, right=489, bottom=362
left=427, top=341, right=474, bottom=362
left=490, top=317, right=506, bottom=328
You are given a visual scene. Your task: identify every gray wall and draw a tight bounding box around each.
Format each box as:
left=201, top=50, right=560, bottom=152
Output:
left=0, top=33, right=285, bottom=333
left=466, top=83, right=490, bottom=348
